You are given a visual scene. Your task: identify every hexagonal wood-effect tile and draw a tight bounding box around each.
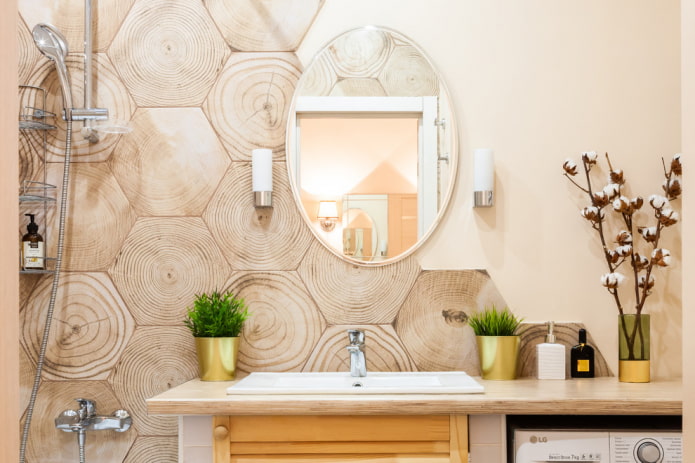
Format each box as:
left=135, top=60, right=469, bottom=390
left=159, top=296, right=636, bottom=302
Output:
left=298, top=242, right=421, bottom=325
left=204, top=52, right=302, bottom=160
left=21, top=272, right=135, bottom=381
left=225, top=271, right=326, bottom=373
left=203, top=161, right=314, bottom=271
left=109, top=326, right=198, bottom=437
left=46, top=162, right=136, bottom=272
left=395, top=270, right=508, bottom=373
left=205, top=0, right=323, bottom=52
left=109, top=217, right=231, bottom=326
left=303, top=324, right=417, bottom=373
left=109, top=0, right=231, bottom=107
left=23, top=380, right=136, bottom=463
left=110, top=107, right=231, bottom=217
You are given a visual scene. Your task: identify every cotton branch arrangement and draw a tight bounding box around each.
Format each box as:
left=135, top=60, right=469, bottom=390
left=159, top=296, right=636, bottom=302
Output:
left=562, top=152, right=682, bottom=317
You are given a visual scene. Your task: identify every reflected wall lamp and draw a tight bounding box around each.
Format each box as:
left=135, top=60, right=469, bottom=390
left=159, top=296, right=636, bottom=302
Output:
left=317, top=201, right=339, bottom=232
left=252, top=148, right=273, bottom=207
left=473, top=148, right=494, bottom=207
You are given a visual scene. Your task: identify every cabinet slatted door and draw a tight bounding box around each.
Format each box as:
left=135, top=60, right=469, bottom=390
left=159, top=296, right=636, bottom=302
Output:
left=213, top=415, right=468, bottom=463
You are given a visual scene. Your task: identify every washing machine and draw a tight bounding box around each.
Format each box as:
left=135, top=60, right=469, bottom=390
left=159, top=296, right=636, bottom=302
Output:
left=508, top=415, right=682, bottom=463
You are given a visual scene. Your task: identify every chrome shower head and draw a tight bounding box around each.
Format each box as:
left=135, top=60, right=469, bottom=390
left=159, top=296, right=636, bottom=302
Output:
left=32, top=23, right=73, bottom=113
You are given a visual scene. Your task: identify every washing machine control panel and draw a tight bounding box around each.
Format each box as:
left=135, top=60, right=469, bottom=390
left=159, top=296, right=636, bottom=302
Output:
left=611, top=432, right=682, bottom=463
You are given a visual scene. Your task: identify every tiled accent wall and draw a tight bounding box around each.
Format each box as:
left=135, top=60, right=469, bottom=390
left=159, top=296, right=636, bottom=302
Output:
left=17, top=2, right=609, bottom=462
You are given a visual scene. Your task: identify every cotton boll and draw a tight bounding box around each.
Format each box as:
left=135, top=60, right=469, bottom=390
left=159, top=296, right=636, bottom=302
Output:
left=563, top=159, right=578, bottom=176
left=612, top=196, right=631, bottom=213
left=601, top=272, right=625, bottom=289
left=615, top=230, right=633, bottom=245
left=649, top=194, right=669, bottom=210
left=582, top=151, right=598, bottom=164
left=652, top=248, right=671, bottom=267
left=603, top=183, right=620, bottom=199
left=615, top=245, right=632, bottom=257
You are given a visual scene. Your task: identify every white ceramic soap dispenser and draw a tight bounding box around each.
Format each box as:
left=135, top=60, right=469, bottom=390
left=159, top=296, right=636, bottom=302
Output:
left=536, top=321, right=566, bottom=380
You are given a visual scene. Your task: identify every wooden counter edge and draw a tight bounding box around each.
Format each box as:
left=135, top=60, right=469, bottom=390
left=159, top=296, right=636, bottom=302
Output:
left=146, top=377, right=682, bottom=417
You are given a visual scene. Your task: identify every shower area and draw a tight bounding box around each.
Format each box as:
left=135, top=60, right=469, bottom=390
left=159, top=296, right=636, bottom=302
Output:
left=20, top=3, right=134, bottom=463
left=17, top=0, right=323, bottom=461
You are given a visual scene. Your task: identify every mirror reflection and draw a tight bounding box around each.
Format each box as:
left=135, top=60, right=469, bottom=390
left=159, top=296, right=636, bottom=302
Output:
left=287, top=27, right=457, bottom=265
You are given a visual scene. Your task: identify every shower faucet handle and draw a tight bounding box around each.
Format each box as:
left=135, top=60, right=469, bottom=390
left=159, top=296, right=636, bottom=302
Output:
left=75, top=398, right=96, bottom=418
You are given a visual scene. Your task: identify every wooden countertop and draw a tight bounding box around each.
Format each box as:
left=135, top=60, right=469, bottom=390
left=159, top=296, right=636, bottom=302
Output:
left=147, top=376, right=682, bottom=416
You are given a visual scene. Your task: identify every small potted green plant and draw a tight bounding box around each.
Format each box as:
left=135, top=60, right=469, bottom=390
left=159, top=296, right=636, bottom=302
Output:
left=184, top=290, right=250, bottom=381
left=468, top=305, right=524, bottom=380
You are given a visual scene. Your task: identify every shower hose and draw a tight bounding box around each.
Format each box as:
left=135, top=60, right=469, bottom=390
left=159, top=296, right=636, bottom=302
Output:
left=19, top=120, right=74, bottom=463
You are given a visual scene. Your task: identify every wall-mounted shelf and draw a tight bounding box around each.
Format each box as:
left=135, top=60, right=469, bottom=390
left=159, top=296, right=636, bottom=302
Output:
left=19, top=180, right=57, bottom=203
left=18, top=85, right=57, bottom=274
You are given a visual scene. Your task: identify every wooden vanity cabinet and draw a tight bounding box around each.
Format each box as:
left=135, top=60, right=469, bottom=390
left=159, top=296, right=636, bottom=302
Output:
left=212, top=414, right=468, bottom=463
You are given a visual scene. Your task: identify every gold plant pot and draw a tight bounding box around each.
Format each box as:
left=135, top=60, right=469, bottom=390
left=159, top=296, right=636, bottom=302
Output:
left=476, top=336, right=520, bottom=380
left=195, top=337, right=240, bottom=381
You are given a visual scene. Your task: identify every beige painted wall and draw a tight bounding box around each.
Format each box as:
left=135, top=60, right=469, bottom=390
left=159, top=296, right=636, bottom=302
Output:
left=302, top=0, right=683, bottom=378
left=681, top=0, right=694, bottom=458
left=1, top=1, right=19, bottom=461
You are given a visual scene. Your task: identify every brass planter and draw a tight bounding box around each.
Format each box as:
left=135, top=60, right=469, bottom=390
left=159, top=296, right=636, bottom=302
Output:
left=195, top=337, right=239, bottom=381
left=476, top=336, right=520, bottom=380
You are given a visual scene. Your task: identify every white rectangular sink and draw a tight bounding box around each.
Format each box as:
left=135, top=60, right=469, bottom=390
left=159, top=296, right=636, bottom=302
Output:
left=226, top=371, right=484, bottom=395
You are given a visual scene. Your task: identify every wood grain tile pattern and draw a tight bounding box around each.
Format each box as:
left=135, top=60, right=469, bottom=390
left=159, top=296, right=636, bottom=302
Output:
left=109, top=0, right=231, bottom=107
left=378, top=45, right=439, bottom=97
left=225, top=272, right=326, bottom=373
left=298, top=243, right=421, bottom=324
left=123, top=436, right=179, bottom=463
left=395, top=270, right=499, bottom=374
left=17, top=18, right=39, bottom=92
left=21, top=272, right=135, bottom=380
left=203, top=162, right=314, bottom=271
left=110, top=107, right=230, bottom=217
left=204, top=52, right=302, bottom=161
left=108, top=326, right=198, bottom=436
left=205, top=0, right=324, bottom=52
left=109, top=217, right=231, bottom=325
left=47, top=162, right=136, bottom=271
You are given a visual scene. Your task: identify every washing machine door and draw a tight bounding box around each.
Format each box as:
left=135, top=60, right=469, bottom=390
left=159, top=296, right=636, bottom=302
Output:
left=514, top=430, right=610, bottom=463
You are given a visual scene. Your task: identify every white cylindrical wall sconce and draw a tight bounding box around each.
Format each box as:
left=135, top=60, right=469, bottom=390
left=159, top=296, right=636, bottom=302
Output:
left=252, top=148, right=273, bottom=207
left=473, top=148, right=494, bottom=207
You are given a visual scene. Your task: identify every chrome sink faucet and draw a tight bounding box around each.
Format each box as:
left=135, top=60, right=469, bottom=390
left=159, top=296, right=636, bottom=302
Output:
left=347, top=329, right=367, bottom=377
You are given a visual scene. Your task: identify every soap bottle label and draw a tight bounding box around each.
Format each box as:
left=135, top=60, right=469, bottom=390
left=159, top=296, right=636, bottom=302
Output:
left=23, top=241, right=45, bottom=269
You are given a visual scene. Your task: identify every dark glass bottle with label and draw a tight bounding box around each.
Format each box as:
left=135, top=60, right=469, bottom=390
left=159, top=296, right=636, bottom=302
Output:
left=22, top=213, right=45, bottom=270
left=570, top=328, right=595, bottom=378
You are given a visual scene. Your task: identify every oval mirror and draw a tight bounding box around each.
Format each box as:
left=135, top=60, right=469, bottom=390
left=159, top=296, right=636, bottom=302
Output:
left=286, top=26, right=458, bottom=265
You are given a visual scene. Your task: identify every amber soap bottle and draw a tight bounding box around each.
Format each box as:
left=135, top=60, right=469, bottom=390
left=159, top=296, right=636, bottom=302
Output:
left=570, top=328, right=595, bottom=378
left=21, top=213, right=45, bottom=270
